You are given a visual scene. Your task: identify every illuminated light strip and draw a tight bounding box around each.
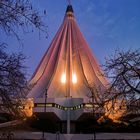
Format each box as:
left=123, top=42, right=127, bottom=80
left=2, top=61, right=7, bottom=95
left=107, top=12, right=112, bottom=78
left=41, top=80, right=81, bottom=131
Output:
left=36, top=103, right=53, bottom=107
left=35, top=103, right=95, bottom=110
left=84, top=104, right=93, bottom=108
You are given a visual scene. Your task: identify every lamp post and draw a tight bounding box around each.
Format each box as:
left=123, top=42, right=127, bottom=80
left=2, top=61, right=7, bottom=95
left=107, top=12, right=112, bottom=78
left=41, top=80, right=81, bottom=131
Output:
left=61, top=72, right=71, bottom=134
left=61, top=72, right=77, bottom=134
left=67, top=97, right=70, bottom=134
left=42, top=89, right=48, bottom=140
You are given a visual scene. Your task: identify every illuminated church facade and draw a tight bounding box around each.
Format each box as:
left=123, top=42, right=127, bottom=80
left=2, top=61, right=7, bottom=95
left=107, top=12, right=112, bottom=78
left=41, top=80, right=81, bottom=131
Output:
left=27, top=5, right=108, bottom=133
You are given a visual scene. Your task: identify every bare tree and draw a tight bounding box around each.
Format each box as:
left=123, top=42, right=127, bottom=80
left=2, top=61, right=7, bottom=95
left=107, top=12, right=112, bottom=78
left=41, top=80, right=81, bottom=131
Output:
left=0, top=0, right=47, bottom=41
left=86, top=83, right=105, bottom=114
left=0, top=0, right=47, bottom=119
left=103, top=49, right=140, bottom=117
left=85, top=49, right=140, bottom=121
left=85, top=82, right=125, bottom=121
left=0, top=44, right=28, bottom=118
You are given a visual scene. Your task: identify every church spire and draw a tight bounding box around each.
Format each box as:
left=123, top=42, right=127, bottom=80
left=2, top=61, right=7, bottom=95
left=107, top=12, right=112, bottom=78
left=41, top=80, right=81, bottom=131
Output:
left=66, top=0, right=73, bottom=13
left=66, top=4, right=73, bottom=13
left=66, top=2, right=74, bottom=18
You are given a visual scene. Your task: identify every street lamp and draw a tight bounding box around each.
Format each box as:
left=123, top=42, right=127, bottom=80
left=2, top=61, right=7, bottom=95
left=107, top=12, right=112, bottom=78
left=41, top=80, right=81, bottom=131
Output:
left=42, top=89, right=48, bottom=140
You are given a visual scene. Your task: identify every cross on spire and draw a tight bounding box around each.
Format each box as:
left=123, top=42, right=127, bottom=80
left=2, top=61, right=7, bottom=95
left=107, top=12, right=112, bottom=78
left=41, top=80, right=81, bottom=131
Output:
left=67, top=0, right=71, bottom=5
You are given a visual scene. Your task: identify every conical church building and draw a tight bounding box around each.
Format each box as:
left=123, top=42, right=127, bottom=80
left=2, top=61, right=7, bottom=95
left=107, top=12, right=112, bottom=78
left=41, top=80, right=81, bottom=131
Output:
left=27, top=5, right=108, bottom=133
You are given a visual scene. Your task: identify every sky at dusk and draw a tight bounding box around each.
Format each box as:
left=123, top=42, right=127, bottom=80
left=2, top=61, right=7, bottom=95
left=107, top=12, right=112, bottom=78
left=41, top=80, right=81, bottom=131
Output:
left=1, top=0, right=140, bottom=79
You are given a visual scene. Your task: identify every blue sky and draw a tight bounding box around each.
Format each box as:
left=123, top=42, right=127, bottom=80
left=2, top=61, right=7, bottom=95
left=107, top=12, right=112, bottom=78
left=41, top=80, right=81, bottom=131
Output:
left=1, top=0, right=140, bottom=79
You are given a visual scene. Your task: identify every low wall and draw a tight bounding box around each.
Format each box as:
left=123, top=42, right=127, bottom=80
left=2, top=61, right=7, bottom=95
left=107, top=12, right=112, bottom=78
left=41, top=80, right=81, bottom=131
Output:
left=0, top=132, right=140, bottom=140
